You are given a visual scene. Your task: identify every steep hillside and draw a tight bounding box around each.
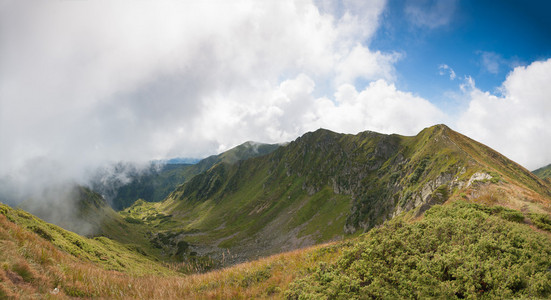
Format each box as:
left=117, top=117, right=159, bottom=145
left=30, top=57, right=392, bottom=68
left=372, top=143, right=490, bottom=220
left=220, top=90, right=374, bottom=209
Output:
left=125, top=125, right=551, bottom=263
left=0, top=202, right=171, bottom=277
left=17, top=185, right=180, bottom=264
left=2, top=200, right=550, bottom=298
left=2, top=125, right=551, bottom=298
left=534, top=163, right=551, bottom=181
left=285, top=201, right=551, bottom=299
left=92, top=141, right=280, bottom=210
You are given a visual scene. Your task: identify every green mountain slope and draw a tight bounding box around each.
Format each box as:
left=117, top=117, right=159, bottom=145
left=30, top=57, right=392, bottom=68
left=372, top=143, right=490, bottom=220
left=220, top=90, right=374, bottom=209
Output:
left=534, top=163, right=551, bottom=180
left=0, top=201, right=171, bottom=276
left=124, top=124, right=550, bottom=263
left=17, top=185, right=174, bottom=264
left=285, top=201, right=551, bottom=299
left=95, top=141, right=280, bottom=210
left=2, top=125, right=551, bottom=298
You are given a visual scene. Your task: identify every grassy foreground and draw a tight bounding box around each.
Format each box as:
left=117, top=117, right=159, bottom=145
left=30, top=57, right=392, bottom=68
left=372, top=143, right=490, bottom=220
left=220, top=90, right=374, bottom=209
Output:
left=1, top=200, right=551, bottom=298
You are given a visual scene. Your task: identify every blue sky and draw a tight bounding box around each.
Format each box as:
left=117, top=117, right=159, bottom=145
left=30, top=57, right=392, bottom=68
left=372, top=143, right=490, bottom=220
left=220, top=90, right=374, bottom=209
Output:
left=370, top=0, right=551, bottom=111
left=1, top=0, right=551, bottom=194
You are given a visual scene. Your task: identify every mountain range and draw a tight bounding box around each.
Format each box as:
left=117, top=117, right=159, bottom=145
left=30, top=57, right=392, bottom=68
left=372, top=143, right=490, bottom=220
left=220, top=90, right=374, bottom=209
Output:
left=91, top=141, right=280, bottom=210
left=120, top=124, right=549, bottom=263
left=1, top=124, right=550, bottom=298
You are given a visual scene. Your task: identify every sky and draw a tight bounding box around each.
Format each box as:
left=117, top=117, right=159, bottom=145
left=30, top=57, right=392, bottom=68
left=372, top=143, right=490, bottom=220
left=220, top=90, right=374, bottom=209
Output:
left=1, top=0, right=551, bottom=201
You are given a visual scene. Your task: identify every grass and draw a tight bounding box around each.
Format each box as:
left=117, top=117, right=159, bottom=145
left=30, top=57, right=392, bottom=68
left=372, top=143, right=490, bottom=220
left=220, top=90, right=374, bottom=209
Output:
left=2, top=124, right=551, bottom=298
left=285, top=201, right=551, bottom=299
left=0, top=203, right=172, bottom=276
left=112, top=124, right=551, bottom=267
left=2, top=199, right=550, bottom=299
left=0, top=204, right=342, bottom=298
left=533, top=163, right=551, bottom=180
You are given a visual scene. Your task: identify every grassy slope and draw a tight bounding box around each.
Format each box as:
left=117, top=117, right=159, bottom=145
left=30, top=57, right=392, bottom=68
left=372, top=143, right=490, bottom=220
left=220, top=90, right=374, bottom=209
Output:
left=2, top=200, right=550, bottom=299
left=0, top=203, right=171, bottom=277
left=0, top=198, right=342, bottom=298
left=14, top=185, right=186, bottom=272
left=534, top=163, right=551, bottom=180
left=123, top=125, right=551, bottom=263
left=446, top=128, right=551, bottom=198
left=1, top=124, right=551, bottom=298
left=109, top=142, right=280, bottom=210
left=285, top=201, right=551, bottom=299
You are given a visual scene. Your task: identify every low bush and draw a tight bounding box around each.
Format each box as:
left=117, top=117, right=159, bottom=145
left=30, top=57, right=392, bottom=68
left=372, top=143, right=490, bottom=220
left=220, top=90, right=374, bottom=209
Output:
left=285, top=202, right=551, bottom=299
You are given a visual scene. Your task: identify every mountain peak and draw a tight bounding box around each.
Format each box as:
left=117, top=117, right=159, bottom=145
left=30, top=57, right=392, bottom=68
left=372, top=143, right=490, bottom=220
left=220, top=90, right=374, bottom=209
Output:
left=417, top=123, right=452, bottom=137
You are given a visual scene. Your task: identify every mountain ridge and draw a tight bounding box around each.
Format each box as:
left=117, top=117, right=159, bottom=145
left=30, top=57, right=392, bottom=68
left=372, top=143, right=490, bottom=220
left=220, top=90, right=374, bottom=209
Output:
left=128, top=124, right=551, bottom=263
left=1, top=124, right=551, bottom=298
left=91, top=141, right=280, bottom=210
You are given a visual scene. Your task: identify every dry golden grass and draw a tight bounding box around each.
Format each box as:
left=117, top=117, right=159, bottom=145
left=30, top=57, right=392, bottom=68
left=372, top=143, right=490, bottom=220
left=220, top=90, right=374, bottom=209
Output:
left=0, top=212, right=342, bottom=299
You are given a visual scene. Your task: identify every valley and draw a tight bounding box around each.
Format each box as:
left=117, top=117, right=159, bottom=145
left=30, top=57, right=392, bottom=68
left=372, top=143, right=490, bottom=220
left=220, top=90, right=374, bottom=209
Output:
left=1, top=124, right=550, bottom=298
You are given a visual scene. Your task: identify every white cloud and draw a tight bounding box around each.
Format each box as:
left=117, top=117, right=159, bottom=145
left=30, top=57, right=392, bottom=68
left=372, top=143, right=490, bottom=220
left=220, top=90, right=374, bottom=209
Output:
left=439, top=64, right=456, bottom=80
left=456, top=58, right=551, bottom=170
left=1, top=0, right=410, bottom=203
left=311, top=80, right=446, bottom=135
left=4, top=0, right=547, bottom=210
left=180, top=75, right=446, bottom=155
left=479, top=51, right=504, bottom=74
left=336, top=45, right=401, bottom=85
left=315, top=0, right=386, bottom=43
left=405, top=0, right=458, bottom=29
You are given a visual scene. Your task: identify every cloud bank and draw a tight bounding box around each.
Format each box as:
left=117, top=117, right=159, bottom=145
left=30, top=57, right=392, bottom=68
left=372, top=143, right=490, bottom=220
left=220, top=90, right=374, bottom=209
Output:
left=0, top=0, right=425, bottom=187
left=457, top=58, right=551, bottom=170
left=0, top=0, right=550, bottom=212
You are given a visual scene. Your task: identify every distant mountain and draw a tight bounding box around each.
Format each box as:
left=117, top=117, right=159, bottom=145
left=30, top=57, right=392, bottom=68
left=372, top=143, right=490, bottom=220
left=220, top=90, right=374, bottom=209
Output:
left=131, top=124, right=550, bottom=263
left=91, top=163, right=194, bottom=210
left=188, top=141, right=281, bottom=175
left=91, top=141, right=280, bottom=210
left=155, top=157, right=201, bottom=165
left=534, top=163, right=551, bottom=181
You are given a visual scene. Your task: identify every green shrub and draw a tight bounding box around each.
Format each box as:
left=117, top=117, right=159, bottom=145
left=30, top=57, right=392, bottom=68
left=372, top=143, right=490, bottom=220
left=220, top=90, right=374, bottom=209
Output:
left=410, top=156, right=430, bottom=183
left=529, top=213, right=551, bottom=232
left=240, top=266, right=272, bottom=287
left=499, top=210, right=524, bottom=223
left=285, top=202, right=551, bottom=299
left=28, top=225, right=54, bottom=241
left=123, top=216, right=143, bottom=224
left=0, top=205, right=9, bottom=216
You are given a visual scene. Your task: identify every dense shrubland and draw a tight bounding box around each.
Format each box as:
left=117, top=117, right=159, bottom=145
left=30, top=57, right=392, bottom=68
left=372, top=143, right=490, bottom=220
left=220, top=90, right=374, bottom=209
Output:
left=285, top=202, right=551, bottom=299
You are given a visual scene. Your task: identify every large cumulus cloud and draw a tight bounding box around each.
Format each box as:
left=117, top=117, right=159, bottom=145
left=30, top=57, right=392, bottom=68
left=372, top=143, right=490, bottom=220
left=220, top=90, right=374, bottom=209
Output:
left=1, top=0, right=549, bottom=211
left=456, top=58, right=551, bottom=170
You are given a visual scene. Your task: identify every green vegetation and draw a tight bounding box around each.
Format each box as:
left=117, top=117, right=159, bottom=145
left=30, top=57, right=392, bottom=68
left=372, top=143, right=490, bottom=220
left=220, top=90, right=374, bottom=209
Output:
left=107, top=163, right=193, bottom=210
left=3, top=124, right=551, bottom=298
left=534, top=163, right=551, bottom=180
left=529, top=212, right=551, bottom=232
left=112, top=124, right=551, bottom=263
left=98, top=141, right=280, bottom=210
left=285, top=201, right=551, bottom=299
left=0, top=203, right=171, bottom=275
left=3, top=197, right=550, bottom=298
